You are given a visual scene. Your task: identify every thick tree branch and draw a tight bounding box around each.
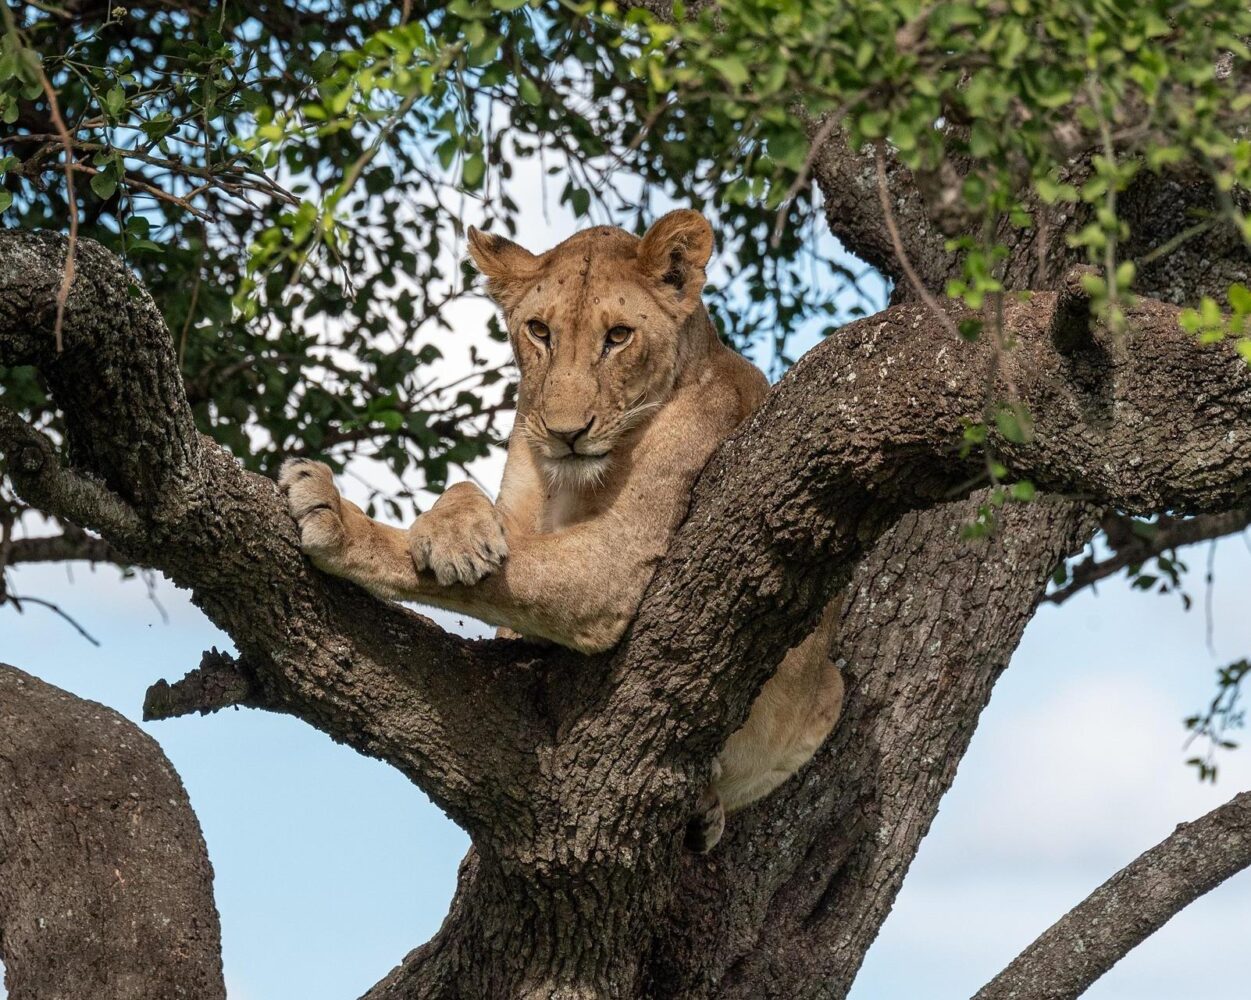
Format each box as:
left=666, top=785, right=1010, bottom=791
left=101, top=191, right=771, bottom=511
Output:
left=620, top=284, right=1251, bottom=777
left=0, top=236, right=201, bottom=523
left=809, top=124, right=947, bottom=297
left=974, top=790, right=1251, bottom=1000
left=807, top=130, right=1250, bottom=303
left=0, top=231, right=541, bottom=835
left=143, top=646, right=262, bottom=720
left=0, top=663, right=225, bottom=1000
left=0, top=407, right=144, bottom=547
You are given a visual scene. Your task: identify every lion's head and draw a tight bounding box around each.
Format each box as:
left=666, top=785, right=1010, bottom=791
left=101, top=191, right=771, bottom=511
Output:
left=467, top=210, right=714, bottom=487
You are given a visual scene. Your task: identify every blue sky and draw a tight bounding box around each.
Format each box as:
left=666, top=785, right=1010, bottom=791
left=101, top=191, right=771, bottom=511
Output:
left=3, top=171, right=1249, bottom=997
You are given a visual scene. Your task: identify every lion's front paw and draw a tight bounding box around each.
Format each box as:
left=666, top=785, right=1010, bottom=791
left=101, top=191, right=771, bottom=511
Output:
left=409, top=483, right=508, bottom=586
left=279, top=458, right=348, bottom=562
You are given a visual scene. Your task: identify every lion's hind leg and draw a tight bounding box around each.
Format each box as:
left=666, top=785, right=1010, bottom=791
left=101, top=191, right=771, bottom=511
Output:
left=684, top=761, right=726, bottom=853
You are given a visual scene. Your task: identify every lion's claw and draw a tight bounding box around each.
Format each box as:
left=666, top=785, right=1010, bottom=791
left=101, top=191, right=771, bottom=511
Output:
left=409, top=483, right=508, bottom=586
left=279, top=458, right=347, bottom=561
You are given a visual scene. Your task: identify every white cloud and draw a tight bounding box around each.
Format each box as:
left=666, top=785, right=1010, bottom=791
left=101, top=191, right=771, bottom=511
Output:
left=925, top=675, right=1251, bottom=874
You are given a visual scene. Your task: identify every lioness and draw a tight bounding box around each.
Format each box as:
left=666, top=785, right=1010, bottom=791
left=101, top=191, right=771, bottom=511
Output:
left=280, top=210, right=843, bottom=850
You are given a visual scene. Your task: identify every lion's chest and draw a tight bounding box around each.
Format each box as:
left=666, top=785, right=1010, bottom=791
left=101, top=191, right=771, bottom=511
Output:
left=540, top=484, right=583, bottom=533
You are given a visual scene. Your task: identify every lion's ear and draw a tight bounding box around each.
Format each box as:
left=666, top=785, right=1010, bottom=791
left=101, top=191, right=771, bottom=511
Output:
left=467, top=227, right=540, bottom=308
left=636, top=210, right=714, bottom=302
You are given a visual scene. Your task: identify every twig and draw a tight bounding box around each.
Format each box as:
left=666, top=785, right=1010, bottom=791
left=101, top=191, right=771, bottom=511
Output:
left=1133, top=218, right=1218, bottom=270
left=5, top=592, right=101, bottom=645
left=177, top=268, right=203, bottom=368
left=1046, top=509, right=1251, bottom=605
left=25, top=26, right=77, bottom=352
left=1083, top=71, right=1126, bottom=335
left=770, top=103, right=853, bottom=249
left=283, top=87, right=423, bottom=295
left=874, top=142, right=962, bottom=340
left=5, top=529, right=128, bottom=565
left=69, top=162, right=211, bottom=219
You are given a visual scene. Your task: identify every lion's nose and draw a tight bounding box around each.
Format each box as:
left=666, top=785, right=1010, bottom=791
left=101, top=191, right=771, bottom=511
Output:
left=547, top=418, right=594, bottom=447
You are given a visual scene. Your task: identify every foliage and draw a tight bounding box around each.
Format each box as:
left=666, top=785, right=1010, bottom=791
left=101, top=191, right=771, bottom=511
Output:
left=1186, top=658, right=1249, bottom=782
left=635, top=0, right=1250, bottom=330
left=1180, top=281, right=1251, bottom=358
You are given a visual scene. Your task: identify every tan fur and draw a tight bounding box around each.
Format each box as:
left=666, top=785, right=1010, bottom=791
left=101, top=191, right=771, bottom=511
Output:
left=280, top=210, right=844, bottom=850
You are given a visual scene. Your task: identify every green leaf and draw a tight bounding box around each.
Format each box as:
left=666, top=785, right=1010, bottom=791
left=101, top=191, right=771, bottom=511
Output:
left=90, top=171, right=118, bottom=201
left=0, top=190, right=11, bottom=213
left=1009, top=480, right=1036, bottom=501
left=311, top=51, right=337, bottom=80
left=709, top=56, right=749, bottom=88
left=518, top=76, right=541, bottom=107
left=857, top=109, right=889, bottom=139
left=958, top=318, right=983, bottom=341
left=1229, top=284, right=1251, bottom=315
left=994, top=405, right=1032, bottom=444
left=16, top=48, right=42, bottom=85
left=1034, top=177, right=1078, bottom=204
left=462, top=153, right=485, bottom=190
left=854, top=39, right=874, bottom=71
left=105, top=85, right=126, bottom=118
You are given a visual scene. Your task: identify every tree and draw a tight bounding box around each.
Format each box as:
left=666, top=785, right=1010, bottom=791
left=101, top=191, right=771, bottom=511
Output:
left=2, top=1, right=1251, bottom=997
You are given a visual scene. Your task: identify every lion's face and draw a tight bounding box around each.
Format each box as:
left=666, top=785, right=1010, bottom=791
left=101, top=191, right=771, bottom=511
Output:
left=468, top=211, right=714, bottom=488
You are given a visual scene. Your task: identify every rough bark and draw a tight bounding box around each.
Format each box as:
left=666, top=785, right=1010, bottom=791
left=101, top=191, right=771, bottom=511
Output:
left=5, top=227, right=1251, bottom=997
left=0, top=663, right=224, bottom=1000
left=974, top=790, right=1251, bottom=1000
left=639, top=493, right=1098, bottom=998
left=0, top=233, right=535, bottom=837
left=810, top=130, right=950, bottom=297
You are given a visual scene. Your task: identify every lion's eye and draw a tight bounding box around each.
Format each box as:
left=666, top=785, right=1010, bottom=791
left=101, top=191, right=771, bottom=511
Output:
left=605, top=325, right=633, bottom=347
left=526, top=319, right=550, bottom=342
